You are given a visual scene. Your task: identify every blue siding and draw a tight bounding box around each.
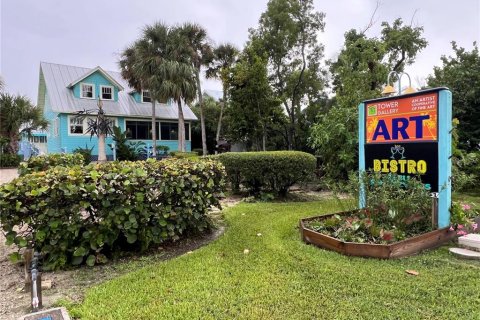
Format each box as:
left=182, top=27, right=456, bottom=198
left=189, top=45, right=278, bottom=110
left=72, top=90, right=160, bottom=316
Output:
left=72, top=72, right=119, bottom=101
left=44, top=88, right=61, bottom=153
left=54, top=115, right=189, bottom=156
left=59, top=114, right=116, bottom=156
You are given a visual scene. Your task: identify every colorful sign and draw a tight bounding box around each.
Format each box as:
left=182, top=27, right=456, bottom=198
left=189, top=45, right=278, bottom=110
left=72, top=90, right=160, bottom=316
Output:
left=365, top=92, right=438, bottom=144
left=358, top=88, right=452, bottom=228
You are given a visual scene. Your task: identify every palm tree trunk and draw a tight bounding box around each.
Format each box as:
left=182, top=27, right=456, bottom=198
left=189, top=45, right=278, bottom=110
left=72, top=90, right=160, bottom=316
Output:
left=177, top=100, right=186, bottom=152
left=151, top=100, right=157, bottom=158
left=215, top=83, right=227, bottom=154
left=195, top=71, right=207, bottom=156
left=98, top=133, right=107, bottom=162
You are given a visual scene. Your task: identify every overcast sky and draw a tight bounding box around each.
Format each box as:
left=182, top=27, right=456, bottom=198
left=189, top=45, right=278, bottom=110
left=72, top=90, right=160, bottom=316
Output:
left=1, top=0, right=479, bottom=103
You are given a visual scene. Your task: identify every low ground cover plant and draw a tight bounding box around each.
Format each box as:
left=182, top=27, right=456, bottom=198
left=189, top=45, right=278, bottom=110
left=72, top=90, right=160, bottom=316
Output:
left=18, top=153, right=85, bottom=176
left=0, top=158, right=224, bottom=269
left=214, top=151, right=316, bottom=196
left=305, top=172, right=433, bottom=243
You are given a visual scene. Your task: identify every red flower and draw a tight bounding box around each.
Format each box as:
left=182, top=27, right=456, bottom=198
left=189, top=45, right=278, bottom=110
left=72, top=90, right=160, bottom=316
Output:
left=382, top=231, right=394, bottom=242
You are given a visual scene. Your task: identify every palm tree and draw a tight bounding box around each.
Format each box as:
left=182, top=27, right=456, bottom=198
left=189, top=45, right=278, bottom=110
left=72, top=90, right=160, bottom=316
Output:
left=120, top=22, right=197, bottom=153
left=76, top=98, right=113, bottom=162
left=0, top=76, right=4, bottom=92
left=176, top=23, right=213, bottom=156
left=206, top=44, right=238, bottom=153
left=119, top=40, right=159, bottom=157
left=0, top=93, right=48, bottom=154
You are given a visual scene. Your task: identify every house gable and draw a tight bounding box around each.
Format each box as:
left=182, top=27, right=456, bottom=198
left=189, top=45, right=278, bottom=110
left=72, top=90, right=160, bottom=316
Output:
left=71, top=70, right=120, bottom=101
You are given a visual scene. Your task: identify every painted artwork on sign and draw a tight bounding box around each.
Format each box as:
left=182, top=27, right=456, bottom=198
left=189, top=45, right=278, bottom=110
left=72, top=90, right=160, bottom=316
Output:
left=363, top=91, right=440, bottom=192
left=365, top=92, right=438, bottom=144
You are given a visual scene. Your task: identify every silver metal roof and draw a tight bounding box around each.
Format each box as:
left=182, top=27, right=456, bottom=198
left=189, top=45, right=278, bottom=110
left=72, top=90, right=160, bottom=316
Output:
left=40, top=62, right=198, bottom=121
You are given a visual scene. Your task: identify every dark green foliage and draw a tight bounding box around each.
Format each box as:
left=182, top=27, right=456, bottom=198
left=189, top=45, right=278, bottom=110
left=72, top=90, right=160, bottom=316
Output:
left=0, top=93, right=49, bottom=154
left=249, top=0, right=326, bottom=150
left=191, top=95, right=221, bottom=154
left=214, top=151, right=316, bottom=196
left=310, top=19, right=427, bottom=180
left=73, top=145, right=94, bottom=164
left=18, top=153, right=85, bottom=176
left=427, top=42, right=480, bottom=151
left=112, top=126, right=146, bottom=161
left=226, top=46, right=285, bottom=151
left=0, top=153, right=22, bottom=168
left=0, top=158, right=225, bottom=269
left=451, top=119, right=480, bottom=191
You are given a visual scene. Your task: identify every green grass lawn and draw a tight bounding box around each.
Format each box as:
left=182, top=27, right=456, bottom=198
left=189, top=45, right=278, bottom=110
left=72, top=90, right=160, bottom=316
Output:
left=71, top=199, right=480, bottom=320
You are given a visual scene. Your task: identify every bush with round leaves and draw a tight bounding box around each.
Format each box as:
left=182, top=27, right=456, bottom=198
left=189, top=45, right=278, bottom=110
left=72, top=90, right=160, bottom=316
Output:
left=214, top=151, right=316, bottom=196
left=18, top=153, right=85, bottom=176
left=0, top=158, right=225, bottom=269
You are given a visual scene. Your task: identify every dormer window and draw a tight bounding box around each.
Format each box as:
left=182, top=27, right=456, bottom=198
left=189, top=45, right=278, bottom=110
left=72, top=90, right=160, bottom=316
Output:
left=101, top=85, right=114, bottom=100
left=142, top=90, right=151, bottom=103
left=80, top=83, right=94, bottom=99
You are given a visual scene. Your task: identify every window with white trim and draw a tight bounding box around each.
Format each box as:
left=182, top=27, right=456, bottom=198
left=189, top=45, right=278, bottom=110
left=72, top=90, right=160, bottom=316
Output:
left=70, top=117, right=84, bottom=134
left=142, top=90, right=151, bottom=103
left=80, top=83, right=94, bottom=99
left=69, top=116, right=117, bottom=135
left=101, top=86, right=113, bottom=100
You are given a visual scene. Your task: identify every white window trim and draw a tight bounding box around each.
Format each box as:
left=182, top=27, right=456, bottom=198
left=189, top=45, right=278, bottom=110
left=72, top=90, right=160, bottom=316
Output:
left=100, top=85, right=114, bottom=101
left=141, top=90, right=151, bottom=103
left=80, top=82, right=95, bottom=99
left=68, top=115, right=118, bottom=136
left=68, top=115, right=86, bottom=136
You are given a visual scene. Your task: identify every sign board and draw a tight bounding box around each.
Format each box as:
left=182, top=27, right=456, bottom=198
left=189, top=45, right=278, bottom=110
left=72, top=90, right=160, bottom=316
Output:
left=19, top=307, right=70, bottom=320
left=358, top=88, right=452, bottom=228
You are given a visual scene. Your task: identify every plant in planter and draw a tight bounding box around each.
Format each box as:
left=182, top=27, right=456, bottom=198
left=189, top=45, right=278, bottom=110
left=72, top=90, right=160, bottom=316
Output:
left=305, top=171, right=433, bottom=244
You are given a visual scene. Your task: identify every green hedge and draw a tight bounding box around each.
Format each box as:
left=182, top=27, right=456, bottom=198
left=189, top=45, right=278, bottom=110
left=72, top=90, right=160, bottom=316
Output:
left=18, top=153, right=85, bottom=176
left=170, top=151, right=199, bottom=159
left=214, top=151, right=316, bottom=195
left=0, top=154, right=22, bottom=168
left=0, top=158, right=225, bottom=269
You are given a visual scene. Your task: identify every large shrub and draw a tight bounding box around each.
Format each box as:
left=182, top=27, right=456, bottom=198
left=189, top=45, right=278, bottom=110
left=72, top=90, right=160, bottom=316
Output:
left=0, top=158, right=225, bottom=269
left=18, top=153, right=85, bottom=176
left=0, top=153, right=22, bottom=168
left=214, top=151, right=316, bottom=196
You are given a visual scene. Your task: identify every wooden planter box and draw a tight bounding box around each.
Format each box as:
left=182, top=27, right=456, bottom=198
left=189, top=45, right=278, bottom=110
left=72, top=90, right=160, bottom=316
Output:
left=300, top=211, right=456, bottom=259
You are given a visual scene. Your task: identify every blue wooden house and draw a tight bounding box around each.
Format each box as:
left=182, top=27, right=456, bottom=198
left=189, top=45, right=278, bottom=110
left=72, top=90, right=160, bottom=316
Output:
left=34, top=62, right=196, bottom=158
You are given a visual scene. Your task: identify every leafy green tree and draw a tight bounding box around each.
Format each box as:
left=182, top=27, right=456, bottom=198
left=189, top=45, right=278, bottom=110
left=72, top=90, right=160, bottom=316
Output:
left=206, top=43, right=238, bottom=153
left=226, top=47, right=284, bottom=151
left=249, top=0, right=326, bottom=150
left=310, top=19, right=427, bottom=179
left=428, top=42, right=480, bottom=151
left=177, top=23, right=213, bottom=155
left=191, top=95, right=220, bottom=154
left=0, top=93, right=48, bottom=154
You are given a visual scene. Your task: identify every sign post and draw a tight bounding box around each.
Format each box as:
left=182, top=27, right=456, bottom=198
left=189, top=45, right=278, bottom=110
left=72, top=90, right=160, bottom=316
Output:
left=358, top=87, right=452, bottom=228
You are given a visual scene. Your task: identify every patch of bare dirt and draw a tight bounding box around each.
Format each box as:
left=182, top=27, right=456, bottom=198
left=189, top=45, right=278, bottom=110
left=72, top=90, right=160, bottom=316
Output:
left=0, top=197, right=241, bottom=320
